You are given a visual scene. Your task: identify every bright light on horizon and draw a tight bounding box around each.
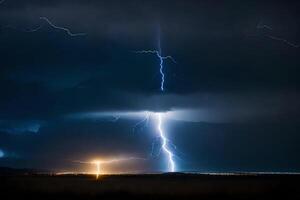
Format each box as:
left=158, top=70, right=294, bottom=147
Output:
left=91, top=160, right=101, bottom=179
left=70, top=110, right=179, bottom=174
left=74, top=157, right=146, bottom=178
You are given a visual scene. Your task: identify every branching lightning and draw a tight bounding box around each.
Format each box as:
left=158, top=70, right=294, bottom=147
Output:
left=257, top=22, right=273, bottom=30
left=256, top=22, right=299, bottom=48
left=3, top=17, right=86, bottom=37
left=267, top=35, right=299, bottom=48
left=133, top=32, right=178, bottom=171
left=39, top=17, right=87, bottom=37
left=134, top=50, right=176, bottom=91
left=4, top=25, right=43, bottom=33
left=126, top=39, right=179, bottom=170
left=156, top=113, right=175, bottom=172
left=132, top=111, right=151, bottom=134
left=129, top=112, right=178, bottom=172
left=70, top=110, right=180, bottom=172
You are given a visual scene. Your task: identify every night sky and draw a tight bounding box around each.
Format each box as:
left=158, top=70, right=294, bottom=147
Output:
left=0, top=0, right=300, bottom=173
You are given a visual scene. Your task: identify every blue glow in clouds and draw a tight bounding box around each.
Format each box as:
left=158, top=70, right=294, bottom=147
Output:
left=0, top=150, right=4, bottom=158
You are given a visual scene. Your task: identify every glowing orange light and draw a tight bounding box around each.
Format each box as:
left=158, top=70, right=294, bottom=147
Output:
left=91, top=160, right=101, bottom=179
left=73, top=156, right=144, bottom=178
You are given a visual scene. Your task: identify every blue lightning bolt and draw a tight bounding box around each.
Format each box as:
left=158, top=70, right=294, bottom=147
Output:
left=134, top=50, right=176, bottom=91
left=4, top=24, right=43, bottom=33
left=40, top=17, right=87, bottom=37
left=267, top=35, right=299, bottom=48
left=130, top=111, right=178, bottom=172
left=133, top=112, right=151, bottom=134
left=134, top=32, right=178, bottom=171
left=3, top=17, right=86, bottom=37
left=156, top=113, right=175, bottom=172
left=68, top=110, right=179, bottom=172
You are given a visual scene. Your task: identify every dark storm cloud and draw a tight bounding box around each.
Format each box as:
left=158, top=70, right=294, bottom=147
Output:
left=1, top=0, right=299, bottom=94
left=1, top=1, right=299, bottom=92
left=66, top=90, right=300, bottom=124
left=1, top=0, right=300, bottom=172
left=0, top=119, right=160, bottom=171
left=0, top=0, right=299, bottom=120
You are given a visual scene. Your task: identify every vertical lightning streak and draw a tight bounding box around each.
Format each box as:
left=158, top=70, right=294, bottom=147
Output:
left=134, top=50, right=176, bottom=91
left=157, top=29, right=165, bottom=91
left=95, top=162, right=100, bottom=179
left=134, top=32, right=177, bottom=171
left=75, top=157, right=146, bottom=178
left=90, top=161, right=101, bottom=179
left=158, top=51, right=166, bottom=91
left=157, top=113, right=175, bottom=172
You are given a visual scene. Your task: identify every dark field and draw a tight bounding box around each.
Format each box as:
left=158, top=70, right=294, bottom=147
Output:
left=1, top=173, right=300, bottom=199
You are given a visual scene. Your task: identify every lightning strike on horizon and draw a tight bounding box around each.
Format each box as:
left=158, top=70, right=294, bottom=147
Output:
left=74, top=157, right=145, bottom=178
left=150, top=133, right=179, bottom=158
left=134, top=50, right=176, bottom=91
left=91, top=160, right=101, bottom=179
left=91, top=111, right=178, bottom=172
left=156, top=113, right=175, bottom=172
left=134, top=31, right=178, bottom=171
left=39, top=17, right=87, bottom=37
left=69, top=110, right=180, bottom=172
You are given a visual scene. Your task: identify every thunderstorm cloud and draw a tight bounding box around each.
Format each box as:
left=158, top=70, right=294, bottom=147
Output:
left=0, top=0, right=300, bottom=172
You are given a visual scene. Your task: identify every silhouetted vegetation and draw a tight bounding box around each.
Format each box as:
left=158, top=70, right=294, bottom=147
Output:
left=1, top=172, right=300, bottom=199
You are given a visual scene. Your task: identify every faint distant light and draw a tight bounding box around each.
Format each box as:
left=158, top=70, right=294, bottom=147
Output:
left=0, top=150, right=4, bottom=158
left=28, top=124, right=41, bottom=133
left=0, top=121, right=42, bottom=134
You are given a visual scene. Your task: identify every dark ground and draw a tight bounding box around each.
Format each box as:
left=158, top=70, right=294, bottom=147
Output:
left=1, top=173, right=300, bottom=199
